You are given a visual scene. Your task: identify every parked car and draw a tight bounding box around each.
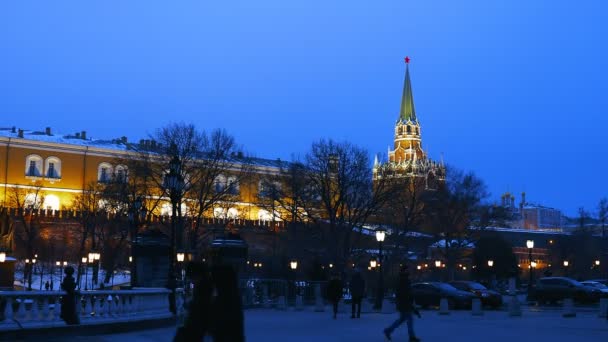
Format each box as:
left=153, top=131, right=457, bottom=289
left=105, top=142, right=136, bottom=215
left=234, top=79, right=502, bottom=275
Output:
left=581, top=281, right=608, bottom=297
left=534, top=277, right=601, bottom=304
left=449, top=281, right=503, bottom=308
left=586, top=279, right=608, bottom=286
left=411, top=282, right=475, bottom=310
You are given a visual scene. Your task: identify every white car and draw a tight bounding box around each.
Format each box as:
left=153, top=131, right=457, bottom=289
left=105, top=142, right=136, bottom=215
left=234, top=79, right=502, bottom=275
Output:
left=581, top=281, right=608, bottom=295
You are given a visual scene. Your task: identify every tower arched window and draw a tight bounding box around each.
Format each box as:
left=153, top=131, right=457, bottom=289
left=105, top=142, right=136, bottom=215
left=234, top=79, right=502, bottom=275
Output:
left=415, top=127, right=419, bottom=135
left=25, top=154, right=43, bottom=177
left=98, top=162, right=113, bottom=183
left=45, top=156, right=62, bottom=179
left=407, top=125, right=412, bottom=134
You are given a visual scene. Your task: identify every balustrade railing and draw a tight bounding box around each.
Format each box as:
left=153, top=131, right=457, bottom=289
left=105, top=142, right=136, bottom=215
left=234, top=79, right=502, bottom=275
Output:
left=0, top=288, right=174, bottom=331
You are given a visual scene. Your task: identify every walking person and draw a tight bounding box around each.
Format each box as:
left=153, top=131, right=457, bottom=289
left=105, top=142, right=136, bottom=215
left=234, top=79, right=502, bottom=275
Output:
left=349, top=270, right=365, bottom=318
left=327, top=273, right=343, bottom=319
left=44, top=280, right=50, bottom=291
left=174, top=262, right=213, bottom=342
left=383, top=266, right=419, bottom=342
left=60, top=266, right=80, bottom=325
left=209, top=265, right=244, bottom=342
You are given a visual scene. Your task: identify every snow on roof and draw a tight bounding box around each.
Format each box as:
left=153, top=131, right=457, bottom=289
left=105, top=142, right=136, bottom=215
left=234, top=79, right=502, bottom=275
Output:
left=430, top=239, right=475, bottom=248
left=0, top=127, right=289, bottom=169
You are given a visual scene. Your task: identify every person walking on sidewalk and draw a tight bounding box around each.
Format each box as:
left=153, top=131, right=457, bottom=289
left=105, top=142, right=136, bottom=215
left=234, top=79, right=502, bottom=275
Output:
left=349, top=270, right=365, bottom=318
left=383, top=266, right=419, bottom=342
left=327, top=273, right=344, bottom=319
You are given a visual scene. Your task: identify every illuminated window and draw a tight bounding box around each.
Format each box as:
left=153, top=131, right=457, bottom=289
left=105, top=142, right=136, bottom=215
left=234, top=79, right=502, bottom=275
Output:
left=25, top=155, right=43, bottom=177
left=98, top=163, right=113, bottom=183
left=45, top=156, right=62, bottom=179
left=115, top=165, right=128, bottom=183
left=214, top=174, right=227, bottom=193
left=227, top=176, right=239, bottom=195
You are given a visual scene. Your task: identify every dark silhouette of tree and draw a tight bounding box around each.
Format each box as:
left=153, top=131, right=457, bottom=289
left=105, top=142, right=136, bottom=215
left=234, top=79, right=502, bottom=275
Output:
left=303, top=139, right=392, bottom=270
left=423, top=167, right=494, bottom=281
left=473, top=235, right=518, bottom=281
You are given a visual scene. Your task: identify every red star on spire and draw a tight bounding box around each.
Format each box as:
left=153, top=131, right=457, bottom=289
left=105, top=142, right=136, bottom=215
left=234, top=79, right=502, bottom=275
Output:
left=404, top=56, right=410, bottom=64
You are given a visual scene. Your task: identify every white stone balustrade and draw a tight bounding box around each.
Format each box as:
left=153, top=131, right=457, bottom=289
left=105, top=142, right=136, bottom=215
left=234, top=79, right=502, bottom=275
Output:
left=0, top=288, right=175, bottom=331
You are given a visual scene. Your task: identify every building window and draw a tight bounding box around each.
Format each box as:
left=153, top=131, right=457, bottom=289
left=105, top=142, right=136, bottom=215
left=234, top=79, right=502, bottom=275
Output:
left=45, top=156, right=62, bottom=179
left=227, top=176, right=239, bottom=195
left=214, top=174, right=227, bottom=193
left=115, top=165, right=128, bottom=183
left=98, top=163, right=113, bottom=183
left=407, top=125, right=412, bottom=134
left=25, top=155, right=43, bottom=177
left=29, top=161, right=37, bottom=176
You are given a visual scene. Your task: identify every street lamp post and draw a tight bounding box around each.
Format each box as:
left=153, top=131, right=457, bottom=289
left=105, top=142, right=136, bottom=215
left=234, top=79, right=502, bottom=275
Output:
left=177, top=252, right=185, bottom=288
left=164, top=154, right=185, bottom=315
left=130, top=196, right=143, bottom=288
left=56, top=261, right=62, bottom=286
left=82, top=257, right=89, bottom=290
left=374, top=228, right=386, bottom=310
left=526, top=240, right=534, bottom=298
left=563, top=260, right=569, bottom=277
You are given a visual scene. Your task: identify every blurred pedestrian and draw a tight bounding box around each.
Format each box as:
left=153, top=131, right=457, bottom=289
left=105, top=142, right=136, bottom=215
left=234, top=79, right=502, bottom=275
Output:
left=44, top=280, right=50, bottom=291
left=209, top=265, right=244, bottom=342
left=349, top=270, right=365, bottom=318
left=327, top=273, right=343, bottom=319
left=60, top=266, right=80, bottom=325
left=383, top=265, right=419, bottom=342
left=174, top=262, right=213, bottom=342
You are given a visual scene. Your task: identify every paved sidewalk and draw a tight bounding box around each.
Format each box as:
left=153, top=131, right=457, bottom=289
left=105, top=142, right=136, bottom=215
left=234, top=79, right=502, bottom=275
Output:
left=45, top=308, right=608, bottom=342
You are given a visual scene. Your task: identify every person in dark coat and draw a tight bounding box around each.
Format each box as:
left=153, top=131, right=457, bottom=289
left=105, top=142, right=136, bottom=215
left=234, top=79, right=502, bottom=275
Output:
left=60, top=266, right=80, bottom=325
left=383, top=266, right=419, bottom=342
left=326, top=274, right=343, bottom=319
left=45, top=280, right=50, bottom=291
left=209, top=265, right=244, bottom=342
left=349, top=270, right=365, bottom=318
left=174, top=262, right=213, bottom=342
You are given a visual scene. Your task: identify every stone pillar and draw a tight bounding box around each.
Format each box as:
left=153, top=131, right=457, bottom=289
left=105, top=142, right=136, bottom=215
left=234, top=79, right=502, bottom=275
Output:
left=471, top=298, right=483, bottom=316
left=598, top=298, right=608, bottom=318
left=295, top=295, right=304, bottom=311
left=314, top=283, right=325, bottom=312
left=439, top=298, right=450, bottom=315
left=562, top=298, right=576, bottom=318
left=381, top=299, right=393, bottom=314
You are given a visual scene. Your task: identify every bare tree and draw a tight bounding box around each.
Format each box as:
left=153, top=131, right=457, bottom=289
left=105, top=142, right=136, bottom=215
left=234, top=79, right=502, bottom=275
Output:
left=9, top=181, right=45, bottom=290
left=185, top=129, right=253, bottom=249
left=70, top=182, right=107, bottom=287
left=597, top=198, right=607, bottom=238
left=258, top=161, right=315, bottom=225
left=423, top=167, right=491, bottom=281
left=304, top=139, right=392, bottom=269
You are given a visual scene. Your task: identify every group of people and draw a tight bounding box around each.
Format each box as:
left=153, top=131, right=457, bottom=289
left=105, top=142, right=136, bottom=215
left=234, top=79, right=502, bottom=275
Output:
left=326, top=265, right=421, bottom=342
left=56, top=261, right=419, bottom=341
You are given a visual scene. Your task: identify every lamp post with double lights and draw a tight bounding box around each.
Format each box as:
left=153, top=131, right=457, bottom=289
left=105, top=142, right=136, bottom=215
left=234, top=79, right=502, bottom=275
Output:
left=526, top=240, right=534, bottom=298
left=164, top=154, right=185, bottom=315
left=374, top=228, right=386, bottom=310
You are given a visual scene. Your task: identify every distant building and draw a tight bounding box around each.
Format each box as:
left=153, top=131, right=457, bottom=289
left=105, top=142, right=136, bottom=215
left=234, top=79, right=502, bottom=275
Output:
left=500, top=191, right=563, bottom=231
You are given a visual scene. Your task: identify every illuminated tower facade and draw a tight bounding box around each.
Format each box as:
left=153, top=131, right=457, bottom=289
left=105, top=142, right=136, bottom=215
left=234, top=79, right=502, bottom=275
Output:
left=373, top=57, right=445, bottom=189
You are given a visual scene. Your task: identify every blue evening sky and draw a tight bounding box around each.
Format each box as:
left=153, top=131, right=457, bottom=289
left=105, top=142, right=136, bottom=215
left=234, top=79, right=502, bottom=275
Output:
left=1, top=1, right=606, bottom=216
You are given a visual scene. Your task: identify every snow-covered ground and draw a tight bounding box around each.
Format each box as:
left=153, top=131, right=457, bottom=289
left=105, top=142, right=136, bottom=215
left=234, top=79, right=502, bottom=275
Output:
left=13, top=269, right=131, bottom=290
left=47, top=308, right=608, bottom=342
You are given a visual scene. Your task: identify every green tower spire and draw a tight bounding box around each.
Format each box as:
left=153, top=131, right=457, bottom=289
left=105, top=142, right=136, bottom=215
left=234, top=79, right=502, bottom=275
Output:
left=399, top=57, right=417, bottom=122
